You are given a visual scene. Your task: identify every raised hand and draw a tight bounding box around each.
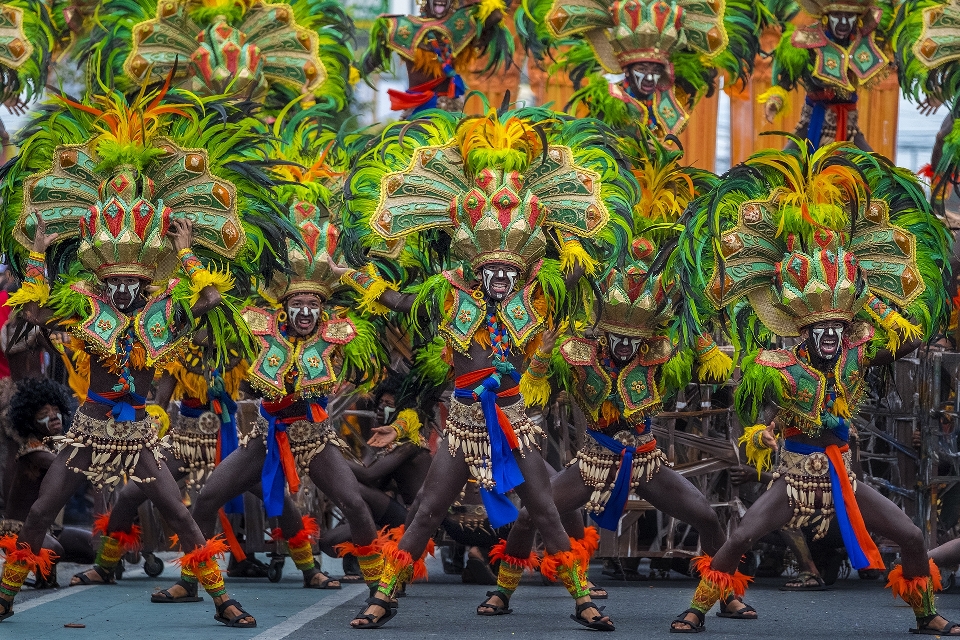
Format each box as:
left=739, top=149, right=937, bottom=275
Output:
left=31, top=212, right=58, bottom=253
left=167, top=218, right=194, bottom=252
left=762, top=421, right=778, bottom=451
left=325, top=254, right=350, bottom=277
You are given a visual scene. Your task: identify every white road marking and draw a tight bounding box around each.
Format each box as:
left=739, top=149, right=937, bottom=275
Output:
left=15, top=567, right=146, bottom=613
left=249, top=583, right=366, bottom=640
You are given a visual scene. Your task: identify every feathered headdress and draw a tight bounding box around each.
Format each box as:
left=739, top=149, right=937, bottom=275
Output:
left=596, top=241, right=676, bottom=337
left=1, top=82, right=296, bottom=288
left=0, top=1, right=56, bottom=104
left=517, top=0, right=763, bottom=136
left=345, top=106, right=637, bottom=280
left=79, top=0, right=353, bottom=116
left=680, top=139, right=951, bottom=351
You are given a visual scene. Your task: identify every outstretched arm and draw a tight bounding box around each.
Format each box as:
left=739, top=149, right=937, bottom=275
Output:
left=326, top=257, right=419, bottom=314
left=349, top=443, right=419, bottom=485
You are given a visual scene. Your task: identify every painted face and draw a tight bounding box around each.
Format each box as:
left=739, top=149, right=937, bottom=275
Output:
left=807, top=320, right=846, bottom=360
left=629, top=62, right=665, bottom=96
left=827, top=12, right=857, bottom=40
left=378, top=393, right=397, bottom=425
left=608, top=333, right=643, bottom=363
left=426, top=0, right=449, bottom=17
left=104, top=276, right=144, bottom=311
left=34, top=404, right=63, bottom=437
left=481, top=262, right=519, bottom=301
left=285, top=293, right=322, bottom=337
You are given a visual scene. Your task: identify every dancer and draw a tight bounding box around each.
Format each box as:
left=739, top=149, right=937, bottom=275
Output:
left=0, top=84, right=294, bottom=627
left=67, top=331, right=250, bottom=591
left=335, top=107, right=639, bottom=630
left=670, top=141, right=953, bottom=633
left=361, top=0, right=513, bottom=115
left=321, top=372, right=437, bottom=578
left=760, top=0, right=894, bottom=150
left=517, top=0, right=763, bottom=137
left=153, top=210, right=388, bottom=601
left=893, top=0, right=960, bottom=211
left=478, top=244, right=747, bottom=618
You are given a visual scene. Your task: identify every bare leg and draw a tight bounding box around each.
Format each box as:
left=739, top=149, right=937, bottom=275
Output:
left=308, top=446, right=378, bottom=546
left=780, top=528, right=823, bottom=588
left=639, top=467, right=726, bottom=556
left=398, top=446, right=472, bottom=558
left=71, top=451, right=189, bottom=585
left=856, top=484, right=958, bottom=634
left=503, top=464, right=591, bottom=559
left=672, top=479, right=793, bottom=631
left=1, top=449, right=90, bottom=612
left=480, top=464, right=592, bottom=613
left=512, top=453, right=608, bottom=627
left=134, top=451, right=254, bottom=625
left=353, top=444, right=470, bottom=627
left=192, top=440, right=268, bottom=538
left=16, top=448, right=91, bottom=552
left=930, top=537, right=960, bottom=569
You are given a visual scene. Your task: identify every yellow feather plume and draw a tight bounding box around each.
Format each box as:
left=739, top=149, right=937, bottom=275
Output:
left=394, top=409, right=423, bottom=445
left=559, top=238, right=598, bottom=275
left=146, top=404, right=171, bottom=439
left=520, top=370, right=552, bottom=408
left=188, top=266, right=235, bottom=307
left=6, top=282, right=50, bottom=310
left=738, top=424, right=774, bottom=479
left=696, top=343, right=733, bottom=383
left=458, top=109, right=548, bottom=174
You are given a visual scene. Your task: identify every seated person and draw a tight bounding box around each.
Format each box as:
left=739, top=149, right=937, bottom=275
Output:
left=2, top=378, right=92, bottom=587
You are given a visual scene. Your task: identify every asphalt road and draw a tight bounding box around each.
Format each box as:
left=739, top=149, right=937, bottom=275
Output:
left=7, top=553, right=960, bottom=639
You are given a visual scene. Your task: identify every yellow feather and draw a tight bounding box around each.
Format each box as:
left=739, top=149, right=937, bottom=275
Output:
left=519, top=371, right=552, bottom=407
left=6, top=282, right=50, bottom=309
left=738, top=424, right=774, bottom=479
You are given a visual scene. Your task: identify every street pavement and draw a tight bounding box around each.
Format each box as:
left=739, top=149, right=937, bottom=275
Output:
left=7, top=553, right=960, bottom=639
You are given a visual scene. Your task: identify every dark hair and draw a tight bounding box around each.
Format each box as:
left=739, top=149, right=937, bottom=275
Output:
left=8, top=377, right=74, bottom=440
left=373, top=374, right=404, bottom=405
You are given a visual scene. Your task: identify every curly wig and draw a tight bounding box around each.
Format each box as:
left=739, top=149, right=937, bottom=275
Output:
left=8, top=377, right=74, bottom=441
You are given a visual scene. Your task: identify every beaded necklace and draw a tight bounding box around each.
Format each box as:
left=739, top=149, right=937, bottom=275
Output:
left=112, top=328, right=137, bottom=394
left=486, top=308, right=516, bottom=382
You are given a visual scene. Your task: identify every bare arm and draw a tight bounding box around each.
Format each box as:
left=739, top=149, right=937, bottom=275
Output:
left=870, top=337, right=922, bottom=367
left=153, top=371, right=177, bottom=410
left=325, top=256, right=420, bottom=315
left=168, top=218, right=223, bottom=317
left=349, top=443, right=419, bottom=485
left=18, top=213, right=60, bottom=328
left=24, top=449, right=56, bottom=473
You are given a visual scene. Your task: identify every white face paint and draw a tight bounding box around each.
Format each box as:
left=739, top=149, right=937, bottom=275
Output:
left=36, top=412, right=62, bottom=435
left=106, top=281, right=140, bottom=309
left=382, top=406, right=396, bottom=425
left=631, top=67, right=661, bottom=93
left=288, top=306, right=321, bottom=323
left=481, top=265, right=519, bottom=300
left=810, top=324, right=844, bottom=359
left=608, top=333, right=643, bottom=362
left=36, top=413, right=61, bottom=427
left=827, top=12, right=855, bottom=39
